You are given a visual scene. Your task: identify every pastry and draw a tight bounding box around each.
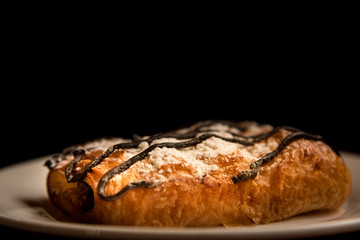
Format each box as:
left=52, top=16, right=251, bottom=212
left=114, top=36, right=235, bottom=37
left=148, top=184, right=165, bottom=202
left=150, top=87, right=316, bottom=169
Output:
left=45, top=120, right=351, bottom=227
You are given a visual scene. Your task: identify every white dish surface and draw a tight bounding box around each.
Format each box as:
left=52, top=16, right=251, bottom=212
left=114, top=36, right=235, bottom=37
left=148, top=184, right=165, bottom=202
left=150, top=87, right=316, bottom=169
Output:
left=0, top=152, right=359, bottom=239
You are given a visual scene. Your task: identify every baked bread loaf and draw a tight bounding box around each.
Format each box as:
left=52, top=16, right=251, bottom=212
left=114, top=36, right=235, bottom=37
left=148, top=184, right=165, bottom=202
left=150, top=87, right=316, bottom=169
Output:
left=45, top=120, right=351, bottom=227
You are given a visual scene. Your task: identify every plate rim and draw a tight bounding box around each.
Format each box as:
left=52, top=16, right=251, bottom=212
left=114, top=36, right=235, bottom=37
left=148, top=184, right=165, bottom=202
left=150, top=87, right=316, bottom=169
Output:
left=0, top=152, right=360, bottom=239
left=1, top=211, right=360, bottom=239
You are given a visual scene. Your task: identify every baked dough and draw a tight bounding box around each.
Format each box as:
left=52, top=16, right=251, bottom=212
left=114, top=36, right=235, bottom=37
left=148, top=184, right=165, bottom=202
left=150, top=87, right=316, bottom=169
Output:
left=45, top=121, right=351, bottom=227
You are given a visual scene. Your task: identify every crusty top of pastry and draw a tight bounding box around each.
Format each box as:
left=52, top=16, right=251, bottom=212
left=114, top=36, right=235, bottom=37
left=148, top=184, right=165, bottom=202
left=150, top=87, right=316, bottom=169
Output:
left=45, top=120, right=330, bottom=201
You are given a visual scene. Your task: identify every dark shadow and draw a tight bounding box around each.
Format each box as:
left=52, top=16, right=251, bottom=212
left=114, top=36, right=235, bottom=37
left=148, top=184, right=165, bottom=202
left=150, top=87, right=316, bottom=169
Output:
left=20, top=197, right=80, bottom=223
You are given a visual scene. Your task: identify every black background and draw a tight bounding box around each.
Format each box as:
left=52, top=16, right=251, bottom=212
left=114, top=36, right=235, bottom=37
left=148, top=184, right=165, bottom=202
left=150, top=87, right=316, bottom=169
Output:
left=2, top=62, right=358, bottom=168
left=2, top=15, right=359, bottom=167
left=1, top=15, right=359, bottom=239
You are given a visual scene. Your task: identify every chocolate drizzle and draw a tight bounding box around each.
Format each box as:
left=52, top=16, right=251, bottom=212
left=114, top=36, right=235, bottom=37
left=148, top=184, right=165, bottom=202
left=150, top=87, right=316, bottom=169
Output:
left=231, top=131, right=324, bottom=183
left=46, top=120, right=334, bottom=201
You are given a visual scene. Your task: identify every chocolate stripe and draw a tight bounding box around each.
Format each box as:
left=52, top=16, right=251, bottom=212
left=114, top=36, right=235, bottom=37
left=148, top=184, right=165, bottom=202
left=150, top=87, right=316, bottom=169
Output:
left=46, top=120, right=335, bottom=201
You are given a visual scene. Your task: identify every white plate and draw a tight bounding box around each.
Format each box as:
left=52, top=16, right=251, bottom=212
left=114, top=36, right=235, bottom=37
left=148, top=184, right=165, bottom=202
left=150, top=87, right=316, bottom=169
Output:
left=0, top=152, right=359, bottom=239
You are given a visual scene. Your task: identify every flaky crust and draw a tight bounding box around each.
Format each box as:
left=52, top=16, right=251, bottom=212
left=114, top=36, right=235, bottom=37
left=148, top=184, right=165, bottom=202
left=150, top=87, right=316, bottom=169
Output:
left=47, top=126, right=351, bottom=227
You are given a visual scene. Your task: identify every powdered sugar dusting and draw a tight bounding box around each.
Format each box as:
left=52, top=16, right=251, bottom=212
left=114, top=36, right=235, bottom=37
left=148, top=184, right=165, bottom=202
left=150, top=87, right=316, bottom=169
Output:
left=82, top=138, right=130, bottom=152
left=63, top=121, right=279, bottom=185
left=119, top=122, right=277, bottom=183
left=146, top=136, right=238, bottom=177
left=124, top=136, right=237, bottom=182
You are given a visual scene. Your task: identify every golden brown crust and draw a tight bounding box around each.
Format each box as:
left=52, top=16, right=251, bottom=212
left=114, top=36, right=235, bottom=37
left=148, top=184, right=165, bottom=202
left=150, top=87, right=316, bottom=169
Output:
left=46, top=125, right=351, bottom=227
